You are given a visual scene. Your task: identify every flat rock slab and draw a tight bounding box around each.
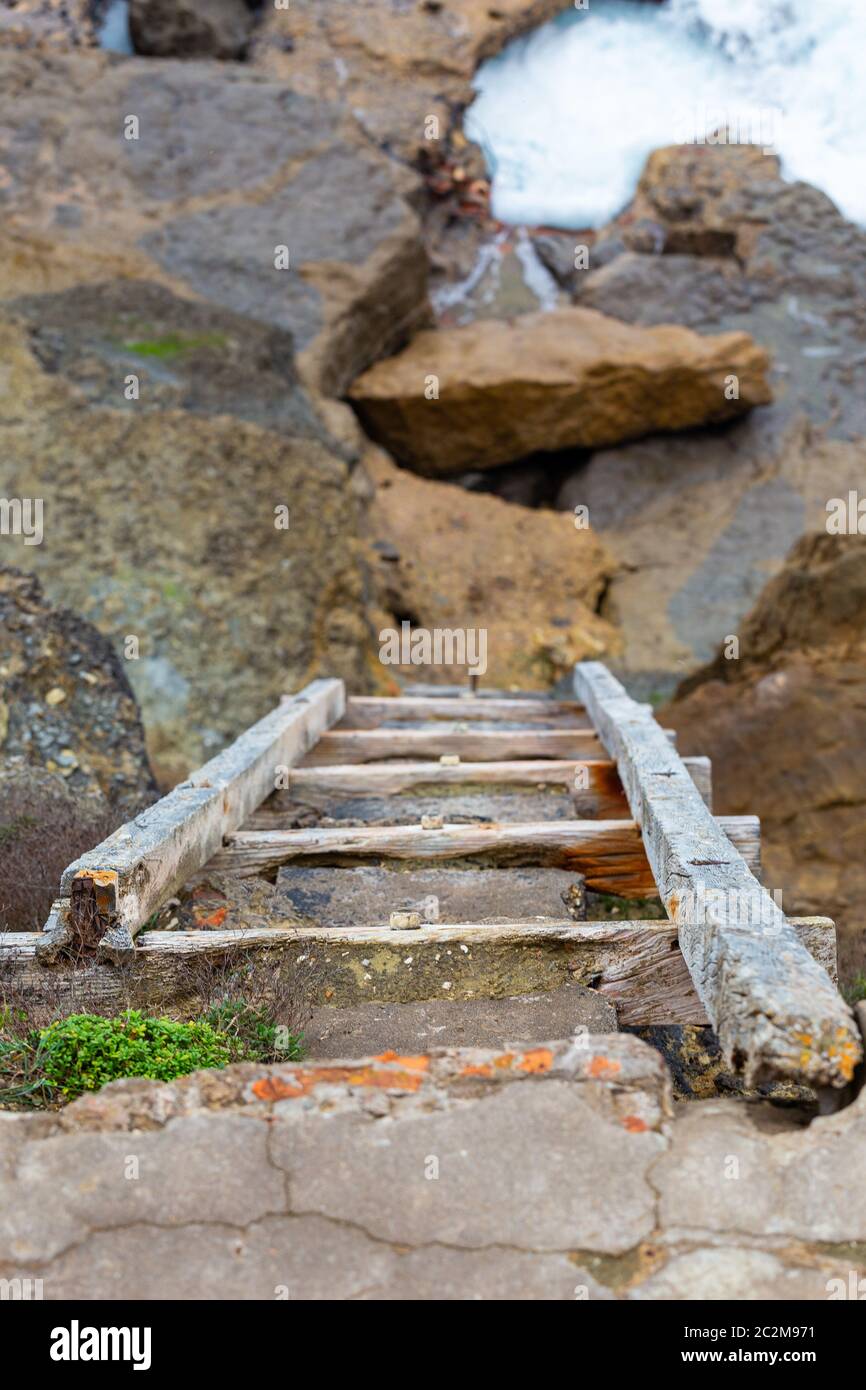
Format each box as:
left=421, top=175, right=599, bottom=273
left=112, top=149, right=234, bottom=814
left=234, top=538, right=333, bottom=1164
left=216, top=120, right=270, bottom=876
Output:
left=304, top=984, right=617, bottom=1058
left=349, top=306, right=771, bottom=475
left=274, top=865, right=586, bottom=926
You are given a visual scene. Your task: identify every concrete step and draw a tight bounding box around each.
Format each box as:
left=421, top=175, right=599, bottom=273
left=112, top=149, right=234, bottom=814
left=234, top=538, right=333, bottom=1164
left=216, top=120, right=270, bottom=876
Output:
left=303, top=983, right=617, bottom=1058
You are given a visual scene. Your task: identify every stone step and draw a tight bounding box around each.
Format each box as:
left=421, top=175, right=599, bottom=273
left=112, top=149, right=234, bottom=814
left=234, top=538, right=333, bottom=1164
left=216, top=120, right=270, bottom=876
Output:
left=274, top=865, right=587, bottom=926
left=247, top=787, right=580, bottom=829
left=303, top=984, right=617, bottom=1059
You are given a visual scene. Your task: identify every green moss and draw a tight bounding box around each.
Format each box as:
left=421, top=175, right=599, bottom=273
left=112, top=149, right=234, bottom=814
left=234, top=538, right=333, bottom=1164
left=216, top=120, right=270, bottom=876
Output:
left=123, top=332, right=227, bottom=359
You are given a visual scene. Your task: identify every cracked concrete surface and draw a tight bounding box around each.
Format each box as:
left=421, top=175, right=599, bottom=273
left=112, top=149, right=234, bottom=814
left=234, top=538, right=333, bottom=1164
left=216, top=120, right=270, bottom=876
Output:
left=1, top=1035, right=864, bottom=1300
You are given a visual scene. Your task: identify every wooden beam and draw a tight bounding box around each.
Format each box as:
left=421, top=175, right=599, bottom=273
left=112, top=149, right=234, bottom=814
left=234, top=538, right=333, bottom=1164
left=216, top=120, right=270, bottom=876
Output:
left=302, top=727, right=676, bottom=765
left=277, top=756, right=712, bottom=813
left=37, top=679, right=345, bottom=962
left=211, top=815, right=759, bottom=896
left=573, top=660, right=861, bottom=1089
left=341, top=696, right=588, bottom=726
left=1, top=917, right=835, bottom=1027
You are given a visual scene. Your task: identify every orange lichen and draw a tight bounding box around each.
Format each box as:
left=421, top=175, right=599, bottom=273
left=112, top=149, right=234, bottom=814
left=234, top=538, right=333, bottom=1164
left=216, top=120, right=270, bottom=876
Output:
left=82, top=869, right=118, bottom=886
left=373, top=1051, right=430, bottom=1072
left=251, top=1062, right=427, bottom=1101
left=516, top=1047, right=554, bottom=1074
left=459, top=1063, right=493, bottom=1078
left=622, top=1115, right=648, bottom=1133
left=585, top=1055, right=622, bottom=1079
left=193, top=905, right=228, bottom=928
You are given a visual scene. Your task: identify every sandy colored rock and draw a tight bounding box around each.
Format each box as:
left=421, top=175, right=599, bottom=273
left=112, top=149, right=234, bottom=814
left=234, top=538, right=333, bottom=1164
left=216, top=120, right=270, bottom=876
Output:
left=0, top=308, right=374, bottom=785
left=0, top=47, right=429, bottom=397
left=664, top=531, right=866, bottom=985
left=129, top=0, right=254, bottom=59
left=365, top=448, right=616, bottom=688
left=250, top=0, right=568, bottom=163
left=603, top=142, right=808, bottom=263
left=350, top=308, right=771, bottom=475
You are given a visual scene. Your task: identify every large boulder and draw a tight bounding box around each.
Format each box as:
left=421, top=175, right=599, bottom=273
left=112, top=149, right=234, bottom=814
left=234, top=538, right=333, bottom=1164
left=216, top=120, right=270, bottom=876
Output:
left=364, top=449, right=616, bottom=688
left=664, top=532, right=866, bottom=986
left=0, top=48, right=429, bottom=398
left=0, top=294, right=376, bottom=786
left=128, top=0, right=255, bottom=59
left=0, top=566, right=156, bottom=810
left=0, top=565, right=158, bottom=929
left=250, top=0, right=569, bottom=163
left=551, top=144, right=866, bottom=695
left=349, top=307, right=771, bottom=475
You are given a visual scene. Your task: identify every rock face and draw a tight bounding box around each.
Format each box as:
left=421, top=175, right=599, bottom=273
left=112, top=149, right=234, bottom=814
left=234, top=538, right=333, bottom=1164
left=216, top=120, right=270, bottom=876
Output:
left=364, top=449, right=616, bottom=687
left=0, top=298, right=375, bottom=786
left=129, top=0, right=255, bottom=59
left=664, top=532, right=866, bottom=984
left=250, top=0, right=569, bottom=162
left=0, top=47, right=429, bottom=398
left=0, top=566, right=156, bottom=810
left=1, top=1035, right=865, bottom=1299
left=349, top=307, right=771, bottom=475
left=552, top=144, right=866, bottom=694
left=0, top=0, right=95, bottom=48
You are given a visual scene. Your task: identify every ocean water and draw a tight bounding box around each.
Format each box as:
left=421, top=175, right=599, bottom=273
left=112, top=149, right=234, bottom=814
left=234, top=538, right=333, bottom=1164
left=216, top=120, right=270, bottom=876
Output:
left=466, top=0, right=866, bottom=229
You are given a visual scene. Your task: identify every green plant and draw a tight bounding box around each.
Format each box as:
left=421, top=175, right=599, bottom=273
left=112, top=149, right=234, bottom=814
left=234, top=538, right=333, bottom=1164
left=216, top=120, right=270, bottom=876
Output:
left=0, top=996, right=306, bottom=1109
left=845, top=974, right=866, bottom=1005
left=0, top=1035, right=51, bottom=1108
left=36, top=1010, right=239, bottom=1100
left=205, top=999, right=302, bottom=1062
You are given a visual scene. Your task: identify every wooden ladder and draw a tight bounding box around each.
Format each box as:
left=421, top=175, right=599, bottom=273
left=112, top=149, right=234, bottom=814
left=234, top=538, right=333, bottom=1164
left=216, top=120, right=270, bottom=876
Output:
left=13, top=663, right=861, bottom=1094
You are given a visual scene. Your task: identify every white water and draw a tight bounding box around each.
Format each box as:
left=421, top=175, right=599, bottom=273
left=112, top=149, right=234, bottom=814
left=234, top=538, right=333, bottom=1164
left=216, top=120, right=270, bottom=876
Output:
left=466, top=0, right=866, bottom=229
left=97, top=0, right=133, bottom=55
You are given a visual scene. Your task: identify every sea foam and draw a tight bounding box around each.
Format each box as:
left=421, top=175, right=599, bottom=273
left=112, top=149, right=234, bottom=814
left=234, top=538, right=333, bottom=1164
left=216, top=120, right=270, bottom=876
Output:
left=466, top=0, right=866, bottom=228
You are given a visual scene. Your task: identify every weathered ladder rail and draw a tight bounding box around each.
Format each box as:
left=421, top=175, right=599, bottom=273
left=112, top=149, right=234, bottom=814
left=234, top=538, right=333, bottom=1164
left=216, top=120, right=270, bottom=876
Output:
left=37, top=679, right=345, bottom=964
left=573, top=661, right=862, bottom=1090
